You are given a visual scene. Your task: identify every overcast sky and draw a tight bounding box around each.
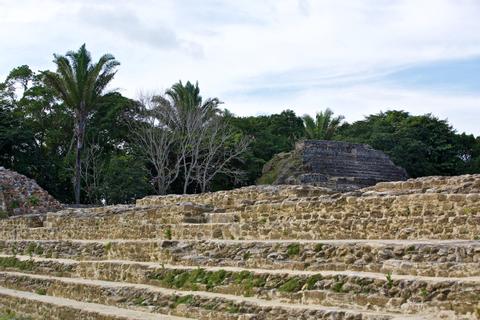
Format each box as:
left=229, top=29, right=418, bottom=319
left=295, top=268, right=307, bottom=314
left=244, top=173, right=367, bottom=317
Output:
left=1, top=0, right=479, bottom=135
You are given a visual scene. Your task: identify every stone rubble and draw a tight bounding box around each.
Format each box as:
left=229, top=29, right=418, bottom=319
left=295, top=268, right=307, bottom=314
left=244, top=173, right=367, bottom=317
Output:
left=0, top=167, right=63, bottom=217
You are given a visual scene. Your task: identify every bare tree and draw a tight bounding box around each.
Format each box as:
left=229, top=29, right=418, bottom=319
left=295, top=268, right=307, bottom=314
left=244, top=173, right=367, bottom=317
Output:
left=193, top=117, right=250, bottom=192
left=81, top=142, right=104, bottom=204
left=131, top=83, right=251, bottom=195
left=177, top=106, right=211, bottom=193
left=156, top=81, right=222, bottom=193
left=129, top=94, right=182, bottom=195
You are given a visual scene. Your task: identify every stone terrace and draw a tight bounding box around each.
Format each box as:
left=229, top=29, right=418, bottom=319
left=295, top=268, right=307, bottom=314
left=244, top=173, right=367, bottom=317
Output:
left=0, top=175, right=479, bottom=319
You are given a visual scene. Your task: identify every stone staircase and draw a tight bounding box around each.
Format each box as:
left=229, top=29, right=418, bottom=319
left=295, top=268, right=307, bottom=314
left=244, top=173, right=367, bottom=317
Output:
left=0, top=176, right=479, bottom=319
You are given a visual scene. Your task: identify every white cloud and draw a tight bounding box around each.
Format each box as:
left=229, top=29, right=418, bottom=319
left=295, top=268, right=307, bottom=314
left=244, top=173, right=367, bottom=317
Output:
left=0, top=0, right=479, bottom=134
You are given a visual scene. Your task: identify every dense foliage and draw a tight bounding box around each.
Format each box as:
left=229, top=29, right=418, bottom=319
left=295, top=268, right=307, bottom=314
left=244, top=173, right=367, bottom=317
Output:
left=1, top=47, right=479, bottom=204
left=336, top=111, right=480, bottom=177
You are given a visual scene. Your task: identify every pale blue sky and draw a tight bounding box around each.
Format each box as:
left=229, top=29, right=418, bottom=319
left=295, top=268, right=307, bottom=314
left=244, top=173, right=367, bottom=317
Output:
left=0, top=0, right=479, bottom=135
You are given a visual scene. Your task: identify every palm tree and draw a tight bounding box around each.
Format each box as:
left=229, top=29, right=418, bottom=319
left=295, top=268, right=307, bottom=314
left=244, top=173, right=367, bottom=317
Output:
left=303, top=108, right=345, bottom=140
left=159, top=80, right=221, bottom=131
left=43, top=44, right=119, bottom=204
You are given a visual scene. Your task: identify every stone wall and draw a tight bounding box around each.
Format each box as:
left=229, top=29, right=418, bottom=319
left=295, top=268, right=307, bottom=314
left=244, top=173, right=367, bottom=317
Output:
left=0, top=174, right=479, bottom=319
left=1, top=175, right=479, bottom=241
left=0, top=167, right=62, bottom=217
left=260, top=140, right=408, bottom=191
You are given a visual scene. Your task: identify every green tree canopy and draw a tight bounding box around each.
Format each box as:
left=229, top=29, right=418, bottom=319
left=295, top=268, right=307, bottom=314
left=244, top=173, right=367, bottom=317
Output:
left=228, top=110, right=305, bottom=184
left=337, top=110, right=475, bottom=177
left=43, top=44, right=119, bottom=204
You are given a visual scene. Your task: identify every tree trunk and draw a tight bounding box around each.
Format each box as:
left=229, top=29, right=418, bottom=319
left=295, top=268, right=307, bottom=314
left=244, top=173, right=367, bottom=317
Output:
left=74, top=115, right=86, bottom=205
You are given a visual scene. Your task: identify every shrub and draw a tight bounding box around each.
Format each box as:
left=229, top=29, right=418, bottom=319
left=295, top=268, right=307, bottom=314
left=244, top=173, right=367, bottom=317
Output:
left=35, top=288, right=46, bottom=295
left=286, top=243, right=300, bottom=257
left=0, top=256, right=34, bottom=271
left=28, top=195, right=40, bottom=206
left=386, top=272, right=393, bottom=289
left=278, top=277, right=304, bottom=293
left=306, top=274, right=323, bottom=290
left=164, top=227, right=172, bottom=240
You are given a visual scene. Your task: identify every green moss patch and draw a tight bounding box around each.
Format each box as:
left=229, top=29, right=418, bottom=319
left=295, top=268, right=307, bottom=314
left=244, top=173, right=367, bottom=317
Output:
left=0, top=256, right=34, bottom=271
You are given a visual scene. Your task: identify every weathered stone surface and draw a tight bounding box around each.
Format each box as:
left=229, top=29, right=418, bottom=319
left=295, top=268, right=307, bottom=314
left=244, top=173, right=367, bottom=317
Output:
left=260, top=140, right=408, bottom=191
left=0, top=167, right=62, bottom=217
left=3, top=239, right=480, bottom=277
left=1, top=174, right=479, bottom=319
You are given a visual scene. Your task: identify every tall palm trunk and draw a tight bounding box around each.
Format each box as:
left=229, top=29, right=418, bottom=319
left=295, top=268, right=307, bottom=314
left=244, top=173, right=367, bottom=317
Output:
left=74, top=110, right=86, bottom=204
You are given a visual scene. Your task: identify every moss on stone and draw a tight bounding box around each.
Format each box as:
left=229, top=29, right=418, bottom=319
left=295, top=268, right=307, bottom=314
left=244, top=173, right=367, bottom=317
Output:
left=257, top=151, right=303, bottom=185
left=278, top=277, right=304, bottom=293
left=287, top=243, right=300, bottom=257
left=172, top=295, right=193, bottom=308
left=0, top=311, right=31, bottom=320
left=164, top=227, right=172, bottom=240
left=149, top=268, right=228, bottom=291
left=34, top=288, right=46, bottom=296
left=0, top=256, right=34, bottom=271
left=0, top=210, right=9, bottom=219
left=306, top=274, right=323, bottom=290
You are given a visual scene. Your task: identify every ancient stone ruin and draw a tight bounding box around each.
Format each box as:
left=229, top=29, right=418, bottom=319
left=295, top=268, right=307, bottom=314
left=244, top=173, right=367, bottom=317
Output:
left=0, top=174, right=479, bottom=319
left=260, top=140, right=408, bottom=191
left=0, top=167, right=63, bottom=217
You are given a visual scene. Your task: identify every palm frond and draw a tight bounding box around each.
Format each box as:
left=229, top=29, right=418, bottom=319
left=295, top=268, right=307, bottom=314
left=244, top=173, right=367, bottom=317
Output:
left=303, top=108, right=344, bottom=140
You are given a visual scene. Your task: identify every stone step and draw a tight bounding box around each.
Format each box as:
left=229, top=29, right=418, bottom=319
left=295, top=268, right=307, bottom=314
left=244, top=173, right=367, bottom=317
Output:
left=0, top=286, right=193, bottom=320
left=2, top=239, right=479, bottom=277
left=1, top=254, right=479, bottom=316
left=368, top=175, right=480, bottom=194
left=0, top=270, right=442, bottom=320
left=2, top=192, right=478, bottom=234
left=136, top=185, right=332, bottom=208
left=1, top=212, right=479, bottom=240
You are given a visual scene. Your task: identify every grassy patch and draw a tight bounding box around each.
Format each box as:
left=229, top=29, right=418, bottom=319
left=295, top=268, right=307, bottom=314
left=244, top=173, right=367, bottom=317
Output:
left=164, top=227, right=172, bottom=240
left=0, top=256, right=34, bottom=271
left=306, top=274, right=323, bottom=290
left=0, top=311, right=31, bottom=320
left=257, top=151, right=302, bottom=184
left=0, top=211, right=9, bottom=219
left=150, top=268, right=227, bottom=291
left=242, top=251, right=251, bottom=261
left=25, top=243, right=36, bottom=257
left=34, top=288, right=46, bottom=296
left=385, top=272, right=393, bottom=289
left=286, top=243, right=300, bottom=257
left=133, top=297, right=147, bottom=306
left=27, top=195, right=40, bottom=206
left=332, top=280, right=345, bottom=293
left=9, top=200, right=20, bottom=210
left=104, top=242, right=112, bottom=252
left=171, top=295, right=193, bottom=308
left=25, top=244, right=43, bottom=257
left=278, top=277, right=304, bottom=293
left=419, top=287, right=429, bottom=298
left=227, top=302, right=240, bottom=314
left=149, top=268, right=269, bottom=297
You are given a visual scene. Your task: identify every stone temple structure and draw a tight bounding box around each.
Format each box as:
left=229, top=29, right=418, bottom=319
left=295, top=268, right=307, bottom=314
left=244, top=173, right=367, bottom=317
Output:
left=0, top=167, right=62, bottom=217
left=260, top=140, right=408, bottom=191
left=0, top=175, right=479, bottom=319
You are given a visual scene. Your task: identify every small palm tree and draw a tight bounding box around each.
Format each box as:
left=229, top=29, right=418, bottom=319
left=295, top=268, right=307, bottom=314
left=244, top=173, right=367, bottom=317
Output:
left=43, top=44, right=119, bottom=204
left=303, top=108, right=344, bottom=140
